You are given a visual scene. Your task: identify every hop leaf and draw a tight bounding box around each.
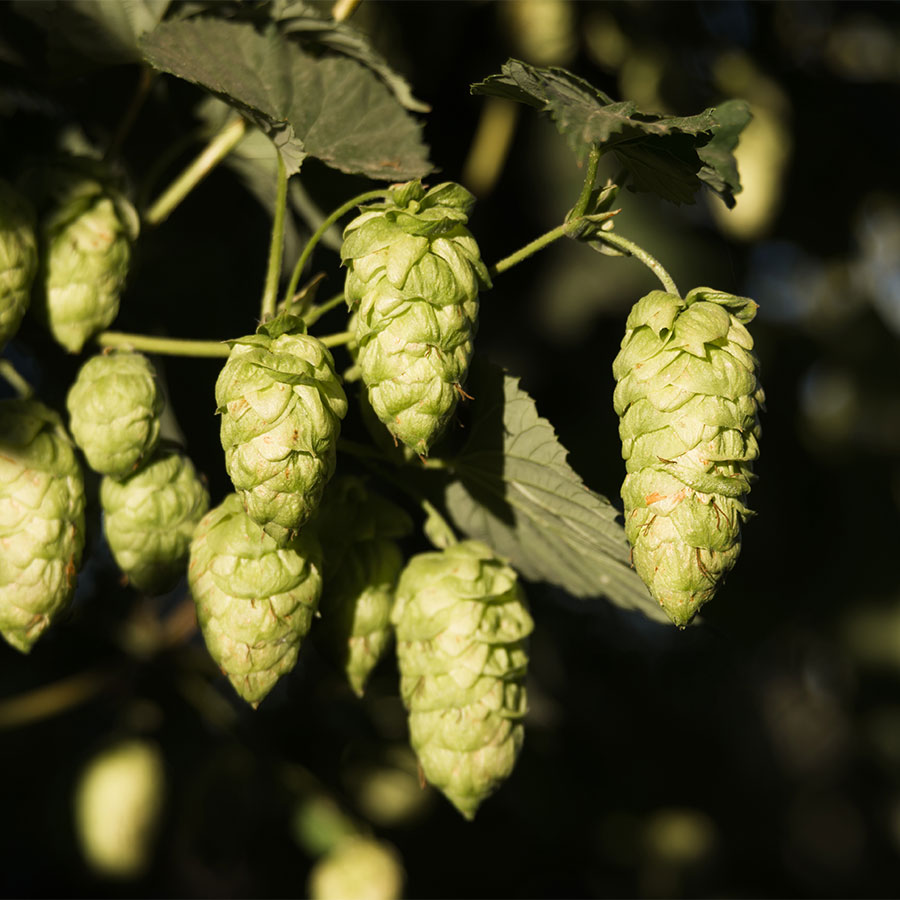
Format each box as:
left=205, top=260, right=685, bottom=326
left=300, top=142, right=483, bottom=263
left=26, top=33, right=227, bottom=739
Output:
left=308, top=837, right=406, bottom=900
left=67, top=350, right=165, bottom=477
left=216, top=314, right=348, bottom=545
left=391, top=540, right=533, bottom=819
left=0, top=179, right=38, bottom=350
left=74, top=739, right=165, bottom=880
left=0, top=398, right=85, bottom=653
left=188, top=493, right=323, bottom=707
left=612, top=287, right=764, bottom=626
left=342, top=181, right=489, bottom=456
left=313, top=477, right=412, bottom=696
left=23, top=159, right=138, bottom=353
left=100, top=445, right=210, bottom=595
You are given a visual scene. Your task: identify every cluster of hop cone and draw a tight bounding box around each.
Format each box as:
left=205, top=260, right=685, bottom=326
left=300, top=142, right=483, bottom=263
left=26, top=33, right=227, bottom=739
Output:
left=1, top=167, right=762, bottom=819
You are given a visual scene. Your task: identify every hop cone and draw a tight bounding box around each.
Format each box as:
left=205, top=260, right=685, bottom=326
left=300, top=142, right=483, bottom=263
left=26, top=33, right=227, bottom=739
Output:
left=612, top=287, right=764, bottom=626
left=314, top=477, right=411, bottom=696
left=216, top=314, right=347, bottom=545
left=188, top=493, right=323, bottom=707
left=342, top=181, right=490, bottom=456
left=0, top=398, right=85, bottom=652
left=67, top=351, right=164, bottom=477
left=24, top=160, right=138, bottom=353
left=0, top=179, right=38, bottom=349
left=391, top=540, right=533, bottom=819
left=74, top=739, right=165, bottom=880
left=101, top=445, right=210, bottom=595
left=308, top=837, right=405, bottom=900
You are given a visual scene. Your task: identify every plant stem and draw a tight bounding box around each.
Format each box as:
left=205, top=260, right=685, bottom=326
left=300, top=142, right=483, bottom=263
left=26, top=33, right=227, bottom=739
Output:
left=0, top=667, right=114, bottom=730
left=144, top=116, right=247, bottom=226
left=0, top=360, right=34, bottom=399
left=260, top=152, right=289, bottom=322
left=105, top=66, right=156, bottom=162
left=331, top=0, right=363, bottom=21
left=97, top=332, right=231, bottom=358
left=489, top=217, right=586, bottom=278
left=318, top=330, right=353, bottom=349
left=571, top=145, right=603, bottom=220
left=596, top=231, right=680, bottom=295
left=303, top=292, right=347, bottom=327
left=283, top=189, right=390, bottom=305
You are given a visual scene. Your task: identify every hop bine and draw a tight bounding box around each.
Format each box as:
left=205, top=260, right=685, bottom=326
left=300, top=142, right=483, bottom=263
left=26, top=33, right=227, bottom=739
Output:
left=341, top=181, right=490, bottom=456
left=216, top=313, right=347, bottom=545
left=391, top=540, right=532, bottom=819
left=0, top=398, right=85, bottom=652
left=612, top=287, right=764, bottom=626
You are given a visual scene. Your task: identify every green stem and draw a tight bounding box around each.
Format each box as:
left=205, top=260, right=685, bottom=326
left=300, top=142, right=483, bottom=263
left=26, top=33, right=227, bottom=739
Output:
left=318, top=330, right=353, bottom=349
left=331, top=0, right=363, bottom=20
left=97, top=332, right=231, bottom=358
left=260, top=153, right=289, bottom=322
left=570, top=145, right=603, bottom=220
left=144, top=116, right=247, bottom=226
left=489, top=217, right=586, bottom=279
left=303, top=292, right=347, bottom=327
left=105, top=66, right=156, bottom=162
left=597, top=231, right=679, bottom=295
left=283, top=189, right=390, bottom=305
left=0, top=360, right=34, bottom=399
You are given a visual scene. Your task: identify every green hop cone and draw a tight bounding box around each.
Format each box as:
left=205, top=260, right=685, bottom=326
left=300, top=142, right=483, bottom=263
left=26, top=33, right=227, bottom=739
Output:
left=188, top=493, right=323, bottom=707
left=0, top=398, right=85, bottom=652
left=216, top=314, right=348, bottom=545
left=313, top=477, right=412, bottom=696
left=0, top=179, right=38, bottom=350
left=341, top=181, right=490, bottom=456
left=24, top=159, right=138, bottom=353
left=308, top=837, right=405, bottom=900
left=612, top=287, right=764, bottom=627
left=391, top=540, right=533, bottom=820
left=100, top=445, right=210, bottom=595
left=67, top=350, right=164, bottom=477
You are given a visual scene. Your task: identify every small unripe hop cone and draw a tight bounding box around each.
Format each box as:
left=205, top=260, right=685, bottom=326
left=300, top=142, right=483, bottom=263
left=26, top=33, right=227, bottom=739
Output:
left=612, top=288, right=764, bottom=626
left=0, top=179, right=38, bottom=350
left=392, top=540, right=533, bottom=819
left=216, top=314, right=347, bottom=545
left=188, top=494, right=323, bottom=707
left=0, top=399, right=85, bottom=653
left=341, top=181, right=490, bottom=456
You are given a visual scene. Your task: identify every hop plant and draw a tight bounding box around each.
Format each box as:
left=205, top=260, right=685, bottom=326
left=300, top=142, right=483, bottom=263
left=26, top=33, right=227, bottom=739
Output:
left=216, top=314, right=348, bottom=545
left=0, top=398, right=85, bottom=653
left=391, top=540, right=533, bottom=819
left=24, top=160, right=138, bottom=353
left=188, top=493, right=323, bottom=707
left=308, top=837, right=405, bottom=900
left=341, top=181, right=490, bottom=456
left=0, top=178, right=38, bottom=350
left=100, top=445, right=210, bottom=595
left=612, top=287, right=764, bottom=626
left=67, top=350, right=164, bottom=478
left=313, top=477, right=411, bottom=696
left=74, top=739, right=165, bottom=880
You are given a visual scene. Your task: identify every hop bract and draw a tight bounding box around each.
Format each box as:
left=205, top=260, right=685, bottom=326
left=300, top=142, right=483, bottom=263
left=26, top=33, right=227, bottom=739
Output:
left=216, top=314, right=348, bottom=545
left=74, top=739, right=165, bottom=880
left=342, top=181, right=490, bottom=456
left=391, top=540, right=533, bottom=819
left=0, top=178, right=38, bottom=350
left=101, top=445, right=210, bottom=595
left=0, top=398, right=85, bottom=653
left=313, top=477, right=411, bottom=696
left=188, top=493, right=323, bottom=707
left=67, top=350, right=164, bottom=478
left=308, top=837, right=405, bottom=900
left=24, top=160, right=138, bottom=353
left=612, top=287, right=764, bottom=626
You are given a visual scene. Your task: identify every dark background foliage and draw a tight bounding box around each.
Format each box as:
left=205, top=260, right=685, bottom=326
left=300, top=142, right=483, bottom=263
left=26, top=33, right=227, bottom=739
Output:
left=2, top=1, right=900, bottom=897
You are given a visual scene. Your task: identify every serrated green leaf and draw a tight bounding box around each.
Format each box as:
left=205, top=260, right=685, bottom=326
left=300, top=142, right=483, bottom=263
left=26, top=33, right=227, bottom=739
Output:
left=12, top=0, right=170, bottom=66
left=140, top=18, right=431, bottom=180
left=471, top=58, right=745, bottom=206
left=442, top=359, right=668, bottom=623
